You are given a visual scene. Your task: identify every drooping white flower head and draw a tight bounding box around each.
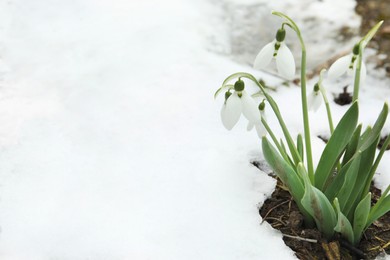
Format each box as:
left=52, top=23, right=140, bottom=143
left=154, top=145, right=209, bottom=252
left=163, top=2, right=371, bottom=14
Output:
left=307, top=83, right=322, bottom=112
left=328, top=44, right=366, bottom=83
left=253, top=28, right=296, bottom=80
left=220, top=79, right=261, bottom=130
left=247, top=100, right=267, bottom=138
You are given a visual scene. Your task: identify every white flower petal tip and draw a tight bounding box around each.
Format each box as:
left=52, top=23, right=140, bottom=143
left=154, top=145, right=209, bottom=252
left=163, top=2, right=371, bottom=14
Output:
left=276, top=43, right=296, bottom=80
left=307, top=92, right=322, bottom=112
left=328, top=55, right=351, bottom=79
left=241, top=91, right=261, bottom=124
left=253, top=41, right=275, bottom=70
left=247, top=121, right=254, bottom=131
left=255, top=123, right=267, bottom=138
left=220, top=93, right=242, bottom=130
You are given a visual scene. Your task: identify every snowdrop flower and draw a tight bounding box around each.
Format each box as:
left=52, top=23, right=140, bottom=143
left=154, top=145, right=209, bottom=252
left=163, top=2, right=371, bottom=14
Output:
left=254, top=28, right=296, bottom=80
left=247, top=100, right=267, bottom=138
left=307, top=83, right=322, bottom=112
left=328, top=44, right=366, bottom=83
left=220, top=79, right=260, bottom=130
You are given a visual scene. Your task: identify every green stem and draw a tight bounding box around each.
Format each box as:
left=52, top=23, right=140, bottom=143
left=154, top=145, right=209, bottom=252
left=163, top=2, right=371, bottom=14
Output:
left=318, top=70, right=334, bottom=134
left=272, top=11, right=314, bottom=182
left=261, top=117, right=293, bottom=165
left=352, top=44, right=363, bottom=102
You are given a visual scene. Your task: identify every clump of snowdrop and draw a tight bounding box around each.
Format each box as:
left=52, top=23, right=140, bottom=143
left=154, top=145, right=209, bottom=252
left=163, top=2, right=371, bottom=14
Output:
left=215, top=11, right=389, bottom=246
left=254, top=27, right=296, bottom=80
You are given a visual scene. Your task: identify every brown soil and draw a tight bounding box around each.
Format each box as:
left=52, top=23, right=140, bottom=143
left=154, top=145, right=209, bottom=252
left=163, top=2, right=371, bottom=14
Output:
left=334, top=86, right=353, bottom=106
left=259, top=178, right=390, bottom=259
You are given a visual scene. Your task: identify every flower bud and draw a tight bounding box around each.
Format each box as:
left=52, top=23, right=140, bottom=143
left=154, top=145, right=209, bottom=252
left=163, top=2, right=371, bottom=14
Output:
left=234, top=79, right=245, bottom=92
left=313, top=83, right=320, bottom=92
left=352, top=43, right=360, bottom=55
left=259, top=100, right=266, bottom=111
left=275, top=28, right=286, bottom=42
left=224, top=91, right=232, bottom=101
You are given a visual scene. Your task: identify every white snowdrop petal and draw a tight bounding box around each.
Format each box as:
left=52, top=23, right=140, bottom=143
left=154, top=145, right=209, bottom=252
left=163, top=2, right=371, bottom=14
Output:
left=307, top=91, right=322, bottom=112
left=241, top=91, right=260, bottom=123
left=255, top=123, right=267, bottom=138
left=313, top=93, right=322, bottom=112
left=328, top=55, right=351, bottom=79
left=253, top=41, right=275, bottom=69
left=221, top=92, right=242, bottom=130
left=276, top=43, right=295, bottom=80
left=247, top=121, right=255, bottom=131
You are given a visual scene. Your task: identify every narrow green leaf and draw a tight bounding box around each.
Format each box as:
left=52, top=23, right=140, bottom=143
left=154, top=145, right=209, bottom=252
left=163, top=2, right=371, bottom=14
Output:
left=353, top=193, right=371, bottom=244
left=336, top=153, right=362, bottom=210
left=262, top=138, right=313, bottom=225
left=324, top=159, right=353, bottom=201
left=366, top=186, right=390, bottom=228
left=344, top=138, right=378, bottom=218
left=342, top=124, right=362, bottom=166
left=362, top=134, right=390, bottom=196
left=299, top=163, right=336, bottom=239
left=334, top=198, right=354, bottom=244
left=358, top=102, right=388, bottom=152
left=315, top=102, right=359, bottom=190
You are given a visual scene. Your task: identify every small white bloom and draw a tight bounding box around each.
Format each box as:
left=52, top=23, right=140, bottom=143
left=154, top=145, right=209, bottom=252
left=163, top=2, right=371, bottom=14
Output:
left=247, top=102, right=267, bottom=138
left=328, top=45, right=366, bottom=83
left=307, top=89, right=322, bottom=112
left=220, top=91, right=260, bottom=131
left=247, top=112, right=267, bottom=138
left=253, top=28, right=296, bottom=80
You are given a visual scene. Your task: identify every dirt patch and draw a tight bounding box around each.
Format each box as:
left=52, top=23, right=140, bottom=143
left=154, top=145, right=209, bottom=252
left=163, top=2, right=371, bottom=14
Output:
left=259, top=178, right=390, bottom=259
left=334, top=86, right=353, bottom=106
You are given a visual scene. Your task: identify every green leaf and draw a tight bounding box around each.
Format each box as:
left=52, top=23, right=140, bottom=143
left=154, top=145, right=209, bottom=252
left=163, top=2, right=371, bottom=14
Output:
left=315, top=102, right=359, bottom=190
left=358, top=102, right=388, bottom=152
left=344, top=138, right=378, bottom=218
left=334, top=198, right=354, bottom=244
left=353, top=193, right=371, bottom=244
left=341, top=124, right=362, bottom=166
left=262, top=138, right=313, bottom=225
left=366, top=186, right=390, bottom=228
left=361, top=133, right=390, bottom=196
left=299, top=163, right=336, bottom=238
left=334, top=153, right=362, bottom=210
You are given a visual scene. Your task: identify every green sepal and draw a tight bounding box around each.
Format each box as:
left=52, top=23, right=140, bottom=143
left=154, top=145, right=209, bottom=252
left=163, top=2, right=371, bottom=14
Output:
left=315, top=102, right=359, bottom=190
left=353, top=192, right=371, bottom=244
left=334, top=198, right=354, bottom=244
left=299, top=163, right=336, bottom=238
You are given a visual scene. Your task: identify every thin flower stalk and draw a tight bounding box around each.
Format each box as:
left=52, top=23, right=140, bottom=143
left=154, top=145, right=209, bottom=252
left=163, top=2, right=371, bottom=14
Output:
left=272, top=11, right=314, bottom=182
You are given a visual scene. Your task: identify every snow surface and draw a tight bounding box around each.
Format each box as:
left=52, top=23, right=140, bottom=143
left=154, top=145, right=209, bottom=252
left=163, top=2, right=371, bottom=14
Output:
left=0, top=0, right=388, bottom=259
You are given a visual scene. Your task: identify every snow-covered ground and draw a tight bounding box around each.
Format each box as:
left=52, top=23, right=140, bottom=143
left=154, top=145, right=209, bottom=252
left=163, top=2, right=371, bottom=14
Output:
left=0, top=0, right=388, bottom=259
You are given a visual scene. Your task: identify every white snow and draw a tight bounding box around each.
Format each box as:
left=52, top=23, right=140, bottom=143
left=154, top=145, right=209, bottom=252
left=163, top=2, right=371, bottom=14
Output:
left=0, top=0, right=388, bottom=259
